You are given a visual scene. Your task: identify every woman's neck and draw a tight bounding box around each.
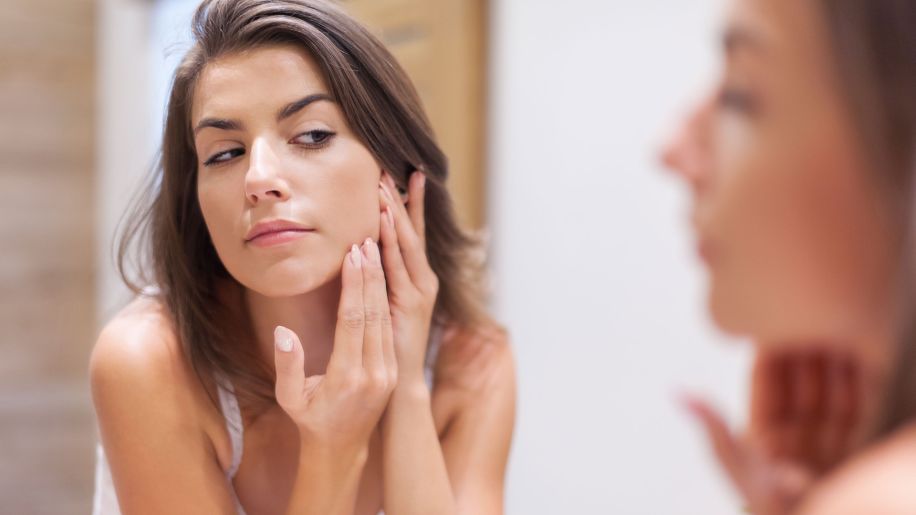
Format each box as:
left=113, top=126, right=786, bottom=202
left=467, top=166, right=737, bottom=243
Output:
left=243, top=277, right=342, bottom=377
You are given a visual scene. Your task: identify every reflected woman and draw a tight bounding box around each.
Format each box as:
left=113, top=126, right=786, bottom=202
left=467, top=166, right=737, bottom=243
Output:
left=663, top=0, right=916, bottom=513
left=89, top=1, right=515, bottom=514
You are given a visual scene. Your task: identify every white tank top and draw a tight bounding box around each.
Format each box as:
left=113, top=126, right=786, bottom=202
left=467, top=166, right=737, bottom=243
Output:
left=92, top=327, right=443, bottom=514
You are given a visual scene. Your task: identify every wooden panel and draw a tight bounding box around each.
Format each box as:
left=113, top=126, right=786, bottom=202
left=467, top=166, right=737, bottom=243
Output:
left=0, top=0, right=97, bottom=511
left=342, top=0, right=489, bottom=229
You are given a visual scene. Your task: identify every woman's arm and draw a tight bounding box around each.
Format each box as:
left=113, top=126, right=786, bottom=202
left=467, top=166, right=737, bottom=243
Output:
left=377, top=174, right=517, bottom=515
left=380, top=379, right=456, bottom=515
left=381, top=328, right=516, bottom=515
left=90, top=316, right=241, bottom=514
left=436, top=331, right=516, bottom=514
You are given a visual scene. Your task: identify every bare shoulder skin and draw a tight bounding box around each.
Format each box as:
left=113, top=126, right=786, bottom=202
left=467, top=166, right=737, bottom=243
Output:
left=434, top=323, right=517, bottom=513
left=796, top=425, right=916, bottom=515
left=89, top=296, right=237, bottom=514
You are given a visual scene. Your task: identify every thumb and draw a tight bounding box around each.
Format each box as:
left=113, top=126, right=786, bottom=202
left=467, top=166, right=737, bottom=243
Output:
left=274, top=325, right=305, bottom=411
left=680, top=393, right=749, bottom=493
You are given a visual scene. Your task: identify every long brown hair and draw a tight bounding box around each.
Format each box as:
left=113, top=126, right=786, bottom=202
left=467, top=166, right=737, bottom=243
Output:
left=817, top=0, right=916, bottom=434
left=117, top=0, right=488, bottom=411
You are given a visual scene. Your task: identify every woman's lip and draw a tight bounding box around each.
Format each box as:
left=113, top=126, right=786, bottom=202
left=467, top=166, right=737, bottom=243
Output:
left=247, top=228, right=314, bottom=248
left=245, top=219, right=313, bottom=242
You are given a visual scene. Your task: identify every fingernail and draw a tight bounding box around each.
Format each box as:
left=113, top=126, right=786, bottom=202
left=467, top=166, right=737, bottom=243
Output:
left=362, top=237, right=373, bottom=260
left=350, top=244, right=362, bottom=267
left=275, top=326, right=293, bottom=352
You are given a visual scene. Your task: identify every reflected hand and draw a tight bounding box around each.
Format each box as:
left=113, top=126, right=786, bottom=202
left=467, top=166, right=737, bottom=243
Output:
left=683, top=348, right=869, bottom=515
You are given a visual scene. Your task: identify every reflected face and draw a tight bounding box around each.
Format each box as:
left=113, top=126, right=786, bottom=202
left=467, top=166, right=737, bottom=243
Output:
left=192, top=44, right=381, bottom=297
left=661, top=0, right=897, bottom=343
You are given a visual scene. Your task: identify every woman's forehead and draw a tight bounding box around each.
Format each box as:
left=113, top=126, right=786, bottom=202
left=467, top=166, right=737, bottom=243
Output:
left=192, top=44, right=331, bottom=122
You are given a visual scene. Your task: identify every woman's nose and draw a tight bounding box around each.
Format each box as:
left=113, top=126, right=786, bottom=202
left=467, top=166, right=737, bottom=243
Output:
left=659, top=96, right=714, bottom=190
left=244, top=138, right=290, bottom=205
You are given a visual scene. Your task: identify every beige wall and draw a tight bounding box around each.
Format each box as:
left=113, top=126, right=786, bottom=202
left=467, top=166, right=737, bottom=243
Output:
left=0, top=0, right=98, bottom=512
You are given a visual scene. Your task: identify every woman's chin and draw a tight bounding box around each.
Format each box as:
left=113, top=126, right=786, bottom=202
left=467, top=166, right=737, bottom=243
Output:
left=237, top=266, right=340, bottom=298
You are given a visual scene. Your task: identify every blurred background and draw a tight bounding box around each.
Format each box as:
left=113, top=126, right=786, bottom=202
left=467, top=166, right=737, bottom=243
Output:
left=1, top=0, right=751, bottom=513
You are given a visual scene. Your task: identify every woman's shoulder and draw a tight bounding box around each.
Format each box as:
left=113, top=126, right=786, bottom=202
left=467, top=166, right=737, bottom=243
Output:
left=797, top=423, right=916, bottom=515
left=434, top=319, right=515, bottom=396
left=89, top=295, right=219, bottom=420
left=90, top=295, right=183, bottom=385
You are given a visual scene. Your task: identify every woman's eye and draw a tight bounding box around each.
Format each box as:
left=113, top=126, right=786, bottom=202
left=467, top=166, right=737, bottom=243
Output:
left=203, top=148, right=245, bottom=166
left=294, top=129, right=336, bottom=148
left=717, top=87, right=758, bottom=114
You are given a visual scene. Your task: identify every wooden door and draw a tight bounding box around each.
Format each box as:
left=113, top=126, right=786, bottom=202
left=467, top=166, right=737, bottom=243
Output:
left=342, top=0, right=489, bottom=229
left=0, top=0, right=97, bottom=512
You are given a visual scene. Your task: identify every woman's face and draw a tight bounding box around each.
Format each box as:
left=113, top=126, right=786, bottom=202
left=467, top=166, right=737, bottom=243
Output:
left=662, top=0, right=898, bottom=344
left=193, top=44, right=381, bottom=297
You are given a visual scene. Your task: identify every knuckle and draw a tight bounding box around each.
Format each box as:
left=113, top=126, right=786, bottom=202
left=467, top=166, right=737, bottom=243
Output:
left=340, top=308, right=365, bottom=329
left=342, top=370, right=364, bottom=392
left=363, top=308, right=382, bottom=324
left=369, top=371, right=389, bottom=391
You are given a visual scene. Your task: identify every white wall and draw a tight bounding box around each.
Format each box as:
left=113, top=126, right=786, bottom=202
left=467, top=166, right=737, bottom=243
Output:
left=488, top=1, right=753, bottom=514
left=96, top=0, right=153, bottom=326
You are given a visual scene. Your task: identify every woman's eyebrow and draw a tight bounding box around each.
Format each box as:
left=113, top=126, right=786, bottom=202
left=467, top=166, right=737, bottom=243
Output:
left=277, top=93, right=335, bottom=122
left=194, top=117, right=242, bottom=135
left=193, top=93, right=335, bottom=136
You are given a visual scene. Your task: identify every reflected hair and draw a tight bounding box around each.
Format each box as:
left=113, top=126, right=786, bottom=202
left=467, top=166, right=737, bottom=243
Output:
left=817, top=0, right=916, bottom=435
left=116, top=0, right=488, bottom=411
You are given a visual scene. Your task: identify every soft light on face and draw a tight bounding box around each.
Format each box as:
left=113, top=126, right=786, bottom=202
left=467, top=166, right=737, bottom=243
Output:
left=192, top=44, right=381, bottom=297
left=662, top=0, right=898, bottom=344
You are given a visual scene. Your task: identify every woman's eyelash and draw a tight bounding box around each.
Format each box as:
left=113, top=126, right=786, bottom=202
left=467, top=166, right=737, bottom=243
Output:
left=201, top=130, right=337, bottom=167
left=293, top=129, right=336, bottom=148
left=203, top=148, right=244, bottom=167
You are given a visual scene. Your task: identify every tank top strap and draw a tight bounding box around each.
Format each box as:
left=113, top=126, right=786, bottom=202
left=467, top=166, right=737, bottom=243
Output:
left=214, top=374, right=244, bottom=480
left=424, top=322, right=446, bottom=389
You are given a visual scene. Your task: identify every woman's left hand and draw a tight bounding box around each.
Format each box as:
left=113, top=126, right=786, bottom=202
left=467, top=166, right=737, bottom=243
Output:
left=377, top=171, right=440, bottom=389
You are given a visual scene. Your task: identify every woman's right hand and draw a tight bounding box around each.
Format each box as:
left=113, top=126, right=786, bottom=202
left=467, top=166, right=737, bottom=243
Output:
left=683, top=348, right=871, bottom=515
left=273, top=238, right=398, bottom=456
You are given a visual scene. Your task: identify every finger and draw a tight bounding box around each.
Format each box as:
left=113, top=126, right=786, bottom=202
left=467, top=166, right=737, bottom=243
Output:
left=819, top=352, right=855, bottom=470
left=383, top=172, right=404, bottom=203
left=406, top=171, right=427, bottom=248
left=681, top=394, right=749, bottom=491
left=780, top=354, right=811, bottom=462
left=380, top=178, right=434, bottom=288
left=274, top=325, right=306, bottom=410
left=329, top=244, right=365, bottom=375
left=378, top=188, right=412, bottom=289
left=749, top=350, right=786, bottom=437
left=798, top=352, right=827, bottom=468
left=750, top=351, right=792, bottom=458
left=836, top=355, right=861, bottom=457
left=360, top=238, right=388, bottom=377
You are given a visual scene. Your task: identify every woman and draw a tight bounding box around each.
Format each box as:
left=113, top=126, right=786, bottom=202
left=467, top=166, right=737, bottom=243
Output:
left=89, top=1, right=515, bottom=514
left=663, top=0, right=916, bottom=513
